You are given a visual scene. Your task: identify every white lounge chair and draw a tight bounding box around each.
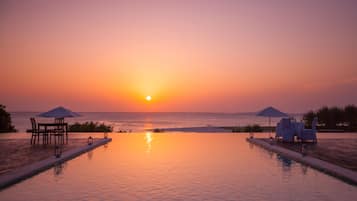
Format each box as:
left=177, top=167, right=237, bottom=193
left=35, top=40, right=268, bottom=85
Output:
left=294, top=121, right=304, bottom=139
left=275, top=118, right=295, bottom=142
left=301, top=117, right=318, bottom=142
left=275, top=122, right=282, bottom=139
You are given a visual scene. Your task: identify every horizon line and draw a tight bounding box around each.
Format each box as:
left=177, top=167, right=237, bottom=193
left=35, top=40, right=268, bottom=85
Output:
left=9, top=111, right=303, bottom=115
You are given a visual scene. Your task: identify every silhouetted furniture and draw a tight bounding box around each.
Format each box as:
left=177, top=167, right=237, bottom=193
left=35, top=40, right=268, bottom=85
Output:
left=276, top=118, right=301, bottom=142
left=53, top=118, right=65, bottom=144
left=300, top=117, right=318, bottom=142
left=294, top=121, right=304, bottom=140
left=30, top=118, right=48, bottom=144
left=38, top=122, right=69, bottom=145
left=276, top=117, right=318, bottom=143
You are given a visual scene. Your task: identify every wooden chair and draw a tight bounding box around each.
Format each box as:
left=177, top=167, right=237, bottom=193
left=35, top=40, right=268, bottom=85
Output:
left=30, top=118, right=48, bottom=144
left=50, top=118, right=65, bottom=144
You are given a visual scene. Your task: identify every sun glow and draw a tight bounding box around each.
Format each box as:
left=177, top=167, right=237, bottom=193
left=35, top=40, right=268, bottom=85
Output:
left=146, top=96, right=152, bottom=101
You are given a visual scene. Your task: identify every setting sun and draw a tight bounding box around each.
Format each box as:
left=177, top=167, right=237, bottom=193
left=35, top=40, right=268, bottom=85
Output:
left=0, top=1, right=357, bottom=200
left=146, top=96, right=152, bottom=102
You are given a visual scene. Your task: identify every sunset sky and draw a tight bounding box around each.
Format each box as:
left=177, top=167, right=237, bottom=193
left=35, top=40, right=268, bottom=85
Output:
left=1, top=0, right=356, bottom=113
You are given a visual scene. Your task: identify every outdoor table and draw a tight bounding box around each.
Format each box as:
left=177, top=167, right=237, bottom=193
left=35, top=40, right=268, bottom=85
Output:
left=37, top=123, right=69, bottom=144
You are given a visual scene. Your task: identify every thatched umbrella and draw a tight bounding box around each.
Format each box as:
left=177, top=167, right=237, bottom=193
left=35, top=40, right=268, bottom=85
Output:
left=257, top=106, right=288, bottom=136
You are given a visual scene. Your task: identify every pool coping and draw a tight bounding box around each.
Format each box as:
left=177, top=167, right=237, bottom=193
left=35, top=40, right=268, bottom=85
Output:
left=247, top=138, right=357, bottom=185
left=0, top=138, right=112, bottom=190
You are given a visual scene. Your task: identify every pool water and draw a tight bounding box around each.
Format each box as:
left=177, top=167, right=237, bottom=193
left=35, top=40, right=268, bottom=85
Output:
left=0, top=133, right=356, bottom=200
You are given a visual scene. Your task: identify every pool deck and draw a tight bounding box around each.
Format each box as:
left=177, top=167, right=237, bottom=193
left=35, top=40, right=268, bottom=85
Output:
left=0, top=138, right=112, bottom=190
left=247, top=138, right=357, bottom=185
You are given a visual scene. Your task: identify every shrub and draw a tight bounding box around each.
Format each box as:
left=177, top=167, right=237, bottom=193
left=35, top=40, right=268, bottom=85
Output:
left=243, top=124, right=263, bottom=132
left=0, top=104, right=16, bottom=133
left=252, top=124, right=263, bottom=132
left=302, top=110, right=316, bottom=128
left=303, top=105, right=357, bottom=131
left=153, top=128, right=164, bottom=133
left=344, top=105, right=357, bottom=130
left=69, top=121, right=112, bottom=132
left=232, top=127, right=242, bottom=132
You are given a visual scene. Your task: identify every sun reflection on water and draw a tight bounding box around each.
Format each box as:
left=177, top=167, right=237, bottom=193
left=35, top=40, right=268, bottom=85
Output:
left=145, top=132, right=153, bottom=154
left=1, top=134, right=357, bottom=201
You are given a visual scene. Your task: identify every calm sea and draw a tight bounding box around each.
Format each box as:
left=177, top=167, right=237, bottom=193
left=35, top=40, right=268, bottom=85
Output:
left=10, top=112, right=303, bottom=132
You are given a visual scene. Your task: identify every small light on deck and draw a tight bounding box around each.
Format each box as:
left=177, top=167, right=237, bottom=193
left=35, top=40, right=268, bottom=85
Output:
left=104, top=132, right=108, bottom=139
left=88, top=136, right=93, bottom=145
left=269, top=136, right=274, bottom=145
left=301, top=144, right=307, bottom=156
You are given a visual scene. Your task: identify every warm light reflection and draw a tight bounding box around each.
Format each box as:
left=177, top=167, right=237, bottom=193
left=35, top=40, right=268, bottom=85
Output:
left=1, top=134, right=356, bottom=200
left=145, top=132, right=153, bottom=154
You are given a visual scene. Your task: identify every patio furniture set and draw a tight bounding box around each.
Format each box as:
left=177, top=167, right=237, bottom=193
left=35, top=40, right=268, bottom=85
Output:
left=29, top=106, right=80, bottom=145
left=30, top=117, right=68, bottom=145
left=275, top=117, right=317, bottom=142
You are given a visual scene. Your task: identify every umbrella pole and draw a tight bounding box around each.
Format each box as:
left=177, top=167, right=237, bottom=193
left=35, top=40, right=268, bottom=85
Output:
left=269, top=116, right=272, bottom=138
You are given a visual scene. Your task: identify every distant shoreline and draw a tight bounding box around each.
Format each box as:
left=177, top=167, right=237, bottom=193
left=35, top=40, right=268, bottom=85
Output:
left=147, top=126, right=354, bottom=133
left=17, top=126, right=357, bottom=134
left=9, top=111, right=304, bottom=115
left=148, top=126, right=230, bottom=133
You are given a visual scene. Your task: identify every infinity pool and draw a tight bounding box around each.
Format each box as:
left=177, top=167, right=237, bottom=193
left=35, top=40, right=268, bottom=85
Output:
left=0, top=133, right=356, bottom=200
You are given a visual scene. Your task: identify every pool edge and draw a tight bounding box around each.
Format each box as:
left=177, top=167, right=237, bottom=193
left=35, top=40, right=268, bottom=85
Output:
left=247, top=138, right=357, bottom=186
left=0, top=138, right=112, bottom=190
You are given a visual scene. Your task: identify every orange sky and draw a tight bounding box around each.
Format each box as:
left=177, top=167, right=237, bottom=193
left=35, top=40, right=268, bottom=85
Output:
left=1, top=0, right=356, bottom=112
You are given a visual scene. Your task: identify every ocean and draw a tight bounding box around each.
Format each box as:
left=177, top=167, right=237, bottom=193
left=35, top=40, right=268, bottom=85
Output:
left=10, top=112, right=303, bottom=132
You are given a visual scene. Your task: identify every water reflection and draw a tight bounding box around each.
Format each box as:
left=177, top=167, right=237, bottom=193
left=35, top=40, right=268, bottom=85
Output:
left=87, top=150, right=93, bottom=160
left=145, top=132, right=153, bottom=154
left=276, top=154, right=293, bottom=171
left=53, top=162, right=67, bottom=176
left=2, top=134, right=357, bottom=201
left=249, top=141, right=254, bottom=149
left=300, top=164, right=308, bottom=175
